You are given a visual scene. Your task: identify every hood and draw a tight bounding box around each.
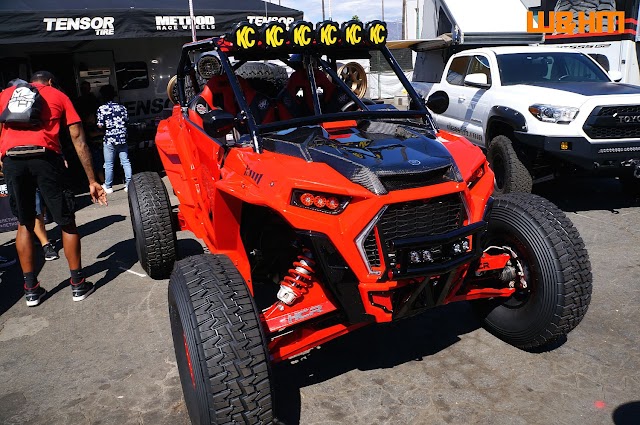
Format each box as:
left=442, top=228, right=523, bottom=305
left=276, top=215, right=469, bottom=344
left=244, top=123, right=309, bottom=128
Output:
left=262, top=122, right=458, bottom=194
left=502, top=82, right=640, bottom=106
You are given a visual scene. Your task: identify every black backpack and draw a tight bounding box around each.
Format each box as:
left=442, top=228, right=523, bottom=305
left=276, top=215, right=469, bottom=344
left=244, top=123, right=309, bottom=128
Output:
left=0, top=83, right=43, bottom=128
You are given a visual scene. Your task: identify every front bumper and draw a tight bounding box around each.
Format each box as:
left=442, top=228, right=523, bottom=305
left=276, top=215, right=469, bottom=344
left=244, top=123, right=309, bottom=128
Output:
left=514, top=132, right=640, bottom=172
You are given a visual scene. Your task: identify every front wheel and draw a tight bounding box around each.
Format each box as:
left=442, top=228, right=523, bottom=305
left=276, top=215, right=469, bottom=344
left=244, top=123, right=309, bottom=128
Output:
left=474, top=193, right=592, bottom=350
left=128, top=172, right=177, bottom=279
left=487, top=135, right=533, bottom=195
left=169, top=254, right=274, bottom=425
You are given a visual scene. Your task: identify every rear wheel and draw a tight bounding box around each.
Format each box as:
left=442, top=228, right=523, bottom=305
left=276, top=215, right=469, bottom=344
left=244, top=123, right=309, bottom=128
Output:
left=128, top=172, right=177, bottom=279
left=487, top=135, right=533, bottom=195
left=474, top=193, right=592, bottom=350
left=169, top=254, right=274, bottom=425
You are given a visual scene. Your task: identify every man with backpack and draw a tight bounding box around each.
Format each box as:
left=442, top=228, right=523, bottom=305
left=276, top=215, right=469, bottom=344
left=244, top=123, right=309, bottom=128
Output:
left=0, top=70, right=107, bottom=306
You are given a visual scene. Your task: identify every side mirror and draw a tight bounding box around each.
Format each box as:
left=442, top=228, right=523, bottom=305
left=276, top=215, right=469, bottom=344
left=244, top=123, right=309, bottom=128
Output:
left=202, top=109, right=235, bottom=137
left=426, top=90, right=449, bottom=115
left=608, top=70, right=623, bottom=82
left=464, top=73, right=490, bottom=88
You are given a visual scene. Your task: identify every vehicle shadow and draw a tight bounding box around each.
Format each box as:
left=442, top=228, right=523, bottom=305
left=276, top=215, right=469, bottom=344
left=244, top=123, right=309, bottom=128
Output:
left=271, top=302, right=481, bottom=425
left=535, top=176, right=640, bottom=213
left=0, top=215, right=130, bottom=311
left=613, top=401, right=640, bottom=425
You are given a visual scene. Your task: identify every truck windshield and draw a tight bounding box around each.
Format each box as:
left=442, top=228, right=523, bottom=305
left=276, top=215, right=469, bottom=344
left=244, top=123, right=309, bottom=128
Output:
left=497, top=52, right=610, bottom=85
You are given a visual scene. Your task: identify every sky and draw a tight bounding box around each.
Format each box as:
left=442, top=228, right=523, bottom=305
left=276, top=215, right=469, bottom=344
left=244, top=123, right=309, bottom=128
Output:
left=276, top=0, right=406, bottom=24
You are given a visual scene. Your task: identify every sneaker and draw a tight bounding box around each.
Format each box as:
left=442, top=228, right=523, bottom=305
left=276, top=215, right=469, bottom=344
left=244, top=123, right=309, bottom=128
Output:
left=43, top=243, right=59, bottom=261
left=71, top=279, right=95, bottom=301
left=102, top=184, right=113, bottom=194
left=124, top=185, right=128, bottom=193
left=0, top=255, right=16, bottom=269
left=25, top=285, right=46, bottom=307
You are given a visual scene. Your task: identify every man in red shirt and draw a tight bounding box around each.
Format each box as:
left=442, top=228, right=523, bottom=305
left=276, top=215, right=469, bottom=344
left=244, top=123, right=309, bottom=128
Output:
left=0, top=70, right=107, bottom=306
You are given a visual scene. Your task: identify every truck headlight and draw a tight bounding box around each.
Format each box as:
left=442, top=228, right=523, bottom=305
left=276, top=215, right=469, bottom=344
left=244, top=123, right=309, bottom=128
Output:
left=528, top=104, right=579, bottom=124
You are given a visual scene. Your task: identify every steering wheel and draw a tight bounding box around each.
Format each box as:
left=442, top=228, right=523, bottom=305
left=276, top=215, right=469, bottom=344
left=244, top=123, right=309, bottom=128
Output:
left=340, top=98, right=376, bottom=112
left=341, top=100, right=357, bottom=112
left=558, top=74, right=570, bottom=81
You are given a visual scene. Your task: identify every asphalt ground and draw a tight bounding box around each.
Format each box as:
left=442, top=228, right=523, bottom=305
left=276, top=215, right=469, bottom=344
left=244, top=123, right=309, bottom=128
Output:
left=0, top=176, right=639, bottom=425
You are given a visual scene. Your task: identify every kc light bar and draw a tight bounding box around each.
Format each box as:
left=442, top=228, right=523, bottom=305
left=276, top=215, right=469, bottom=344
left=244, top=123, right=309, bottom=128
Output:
left=229, top=20, right=388, bottom=50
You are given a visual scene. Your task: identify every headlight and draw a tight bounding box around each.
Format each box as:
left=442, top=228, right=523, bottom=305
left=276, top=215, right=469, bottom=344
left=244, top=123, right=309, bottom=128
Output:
left=528, top=104, right=579, bottom=124
left=290, top=190, right=350, bottom=214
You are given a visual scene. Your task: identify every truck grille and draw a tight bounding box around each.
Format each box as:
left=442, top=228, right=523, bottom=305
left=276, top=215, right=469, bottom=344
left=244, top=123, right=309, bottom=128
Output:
left=361, top=194, right=466, bottom=270
left=584, top=105, right=640, bottom=140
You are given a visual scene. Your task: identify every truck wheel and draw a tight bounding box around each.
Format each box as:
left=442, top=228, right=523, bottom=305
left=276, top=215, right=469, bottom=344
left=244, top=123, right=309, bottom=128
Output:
left=619, top=175, right=640, bottom=195
left=555, top=0, right=617, bottom=32
left=487, top=135, right=533, bottom=194
left=169, top=254, right=274, bottom=425
left=128, top=172, right=177, bottom=279
left=474, top=193, right=592, bottom=350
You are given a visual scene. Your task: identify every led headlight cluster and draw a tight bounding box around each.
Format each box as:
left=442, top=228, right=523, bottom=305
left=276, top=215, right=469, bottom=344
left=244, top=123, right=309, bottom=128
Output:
left=529, top=104, right=579, bottom=124
left=407, top=238, right=470, bottom=264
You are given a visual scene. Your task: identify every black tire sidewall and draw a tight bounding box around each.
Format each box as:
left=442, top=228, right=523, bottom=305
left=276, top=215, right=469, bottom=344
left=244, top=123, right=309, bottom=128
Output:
left=169, top=269, right=212, bottom=425
left=127, top=179, right=149, bottom=271
left=481, top=196, right=565, bottom=346
left=128, top=172, right=177, bottom=279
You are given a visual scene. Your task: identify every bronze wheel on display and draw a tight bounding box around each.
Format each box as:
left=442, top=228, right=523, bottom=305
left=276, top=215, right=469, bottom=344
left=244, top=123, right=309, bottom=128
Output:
left=338, top=62, right=368, bottom=98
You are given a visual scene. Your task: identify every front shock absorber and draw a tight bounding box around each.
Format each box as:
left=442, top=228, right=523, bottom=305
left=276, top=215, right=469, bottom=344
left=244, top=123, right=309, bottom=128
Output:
left=276, top=248, right=316, bottom=305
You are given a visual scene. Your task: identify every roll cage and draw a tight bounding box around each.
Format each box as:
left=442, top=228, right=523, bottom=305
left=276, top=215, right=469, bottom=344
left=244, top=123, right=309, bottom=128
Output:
left=174, top=22, right=432, bottom=153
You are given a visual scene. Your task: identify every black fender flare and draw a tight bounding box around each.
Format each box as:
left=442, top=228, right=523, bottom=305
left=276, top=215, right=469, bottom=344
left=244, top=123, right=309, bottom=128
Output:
left=486, top=106, right=528, bottom=146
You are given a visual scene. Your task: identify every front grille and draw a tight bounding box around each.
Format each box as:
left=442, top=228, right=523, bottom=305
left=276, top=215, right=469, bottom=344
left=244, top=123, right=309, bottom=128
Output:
left=600, top=105, right=640, bottom=115
left=364, top=233, right=380, bottom=267
left=584, top=105, right=640, bottom=139
left=588, top=126, right=640, bottom=139
left=377, top=194, right=465, bottom=240
left=362, top=194, right=466, bottom=269
left=378, top=166, right=453, bottom=191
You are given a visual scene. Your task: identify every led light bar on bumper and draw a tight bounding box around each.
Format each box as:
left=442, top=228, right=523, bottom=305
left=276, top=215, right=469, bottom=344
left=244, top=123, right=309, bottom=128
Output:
left=529, top=104, right=579, bottom=124
left=291, top=190, right=350, bottom=214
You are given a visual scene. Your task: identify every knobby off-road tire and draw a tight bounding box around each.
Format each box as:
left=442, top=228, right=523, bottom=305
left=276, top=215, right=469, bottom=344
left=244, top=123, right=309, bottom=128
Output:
left=169, top=254, right=273, bottom=425
left=475, top=193, right=592, bottom=350
left=555, top=0, right=617, bottom=32
left=128, top=172, right=177, bottom=279
left=487, top=135, right=533, bottom=195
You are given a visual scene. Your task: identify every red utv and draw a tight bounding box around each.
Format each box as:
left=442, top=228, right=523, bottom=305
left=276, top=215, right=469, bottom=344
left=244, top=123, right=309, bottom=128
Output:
left=128, top=20, right=592, bottom=425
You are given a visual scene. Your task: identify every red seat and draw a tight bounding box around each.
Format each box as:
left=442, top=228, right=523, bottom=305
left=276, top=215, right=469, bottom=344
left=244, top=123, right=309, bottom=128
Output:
left=190, top=75, right=277, bottom=127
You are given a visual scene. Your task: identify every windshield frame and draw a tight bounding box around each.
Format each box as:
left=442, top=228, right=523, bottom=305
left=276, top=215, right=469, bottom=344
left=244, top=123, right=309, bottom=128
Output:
left=496, top=51, right=611, bottom=86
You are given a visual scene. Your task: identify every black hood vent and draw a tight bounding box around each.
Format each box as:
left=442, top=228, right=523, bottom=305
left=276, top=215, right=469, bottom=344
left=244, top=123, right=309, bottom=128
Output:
left=263, top=124, right=457, bottom=194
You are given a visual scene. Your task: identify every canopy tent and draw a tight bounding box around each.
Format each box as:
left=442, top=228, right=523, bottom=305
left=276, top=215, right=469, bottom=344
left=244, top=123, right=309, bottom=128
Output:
left=0, top=0, right=303, bottom=44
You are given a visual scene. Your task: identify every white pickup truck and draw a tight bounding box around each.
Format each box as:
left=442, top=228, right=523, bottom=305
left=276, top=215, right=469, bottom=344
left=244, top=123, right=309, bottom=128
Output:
left=413, top=46, right=640, bottom=194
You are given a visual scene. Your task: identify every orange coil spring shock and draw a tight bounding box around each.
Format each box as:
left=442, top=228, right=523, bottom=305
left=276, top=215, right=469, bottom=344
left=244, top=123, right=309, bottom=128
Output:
left=277, top=249, right=316, bottom=305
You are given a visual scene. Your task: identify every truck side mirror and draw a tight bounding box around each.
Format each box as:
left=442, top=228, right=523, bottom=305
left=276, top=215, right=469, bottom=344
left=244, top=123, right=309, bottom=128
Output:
left=202, top=109, right=235, bottom=137
left=464, top=73, right=491, bottom=89
left=426, top=91, right=449, bottom=115
left=608, top=70, right=623, bottom=82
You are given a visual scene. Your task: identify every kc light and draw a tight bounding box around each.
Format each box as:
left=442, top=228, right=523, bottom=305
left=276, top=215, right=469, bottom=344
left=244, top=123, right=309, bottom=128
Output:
left=529, top=104, right=579, bottom=124
left=291, top=190, right=350, bottom=214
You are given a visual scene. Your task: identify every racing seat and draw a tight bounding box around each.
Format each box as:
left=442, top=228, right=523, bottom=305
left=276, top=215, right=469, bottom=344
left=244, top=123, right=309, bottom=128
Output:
left=189, top=75, right=277, bottom=133
left=278, top=69, right=350, bottom=119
